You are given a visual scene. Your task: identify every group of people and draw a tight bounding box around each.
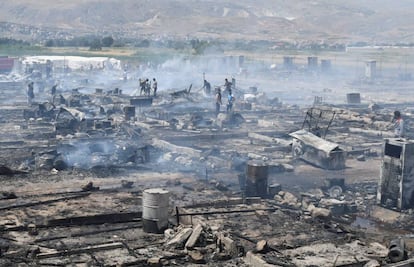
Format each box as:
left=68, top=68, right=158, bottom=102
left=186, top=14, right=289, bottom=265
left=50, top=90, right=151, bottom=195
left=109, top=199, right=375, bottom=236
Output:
left=27, top=82, right=58, bottom=105
left=208, top=77, right=407, bottom=138
left=212, top=78, right=235, bottom=116
left=139, top=78, right=157, bottom=97
left=24, top=77, right=407, bottom=139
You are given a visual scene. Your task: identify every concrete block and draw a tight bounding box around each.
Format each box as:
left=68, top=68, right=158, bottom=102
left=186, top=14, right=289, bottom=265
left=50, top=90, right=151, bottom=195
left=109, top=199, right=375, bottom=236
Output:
left=217, top=232, right=244, bottom=257
left=166, top=228, right=193, bottom=248
left=185, top=224, right=203, bottom=249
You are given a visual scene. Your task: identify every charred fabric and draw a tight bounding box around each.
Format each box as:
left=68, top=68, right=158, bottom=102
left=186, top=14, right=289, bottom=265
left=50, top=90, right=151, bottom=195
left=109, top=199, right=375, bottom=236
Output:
left=1, top=64, right=414, bottom=266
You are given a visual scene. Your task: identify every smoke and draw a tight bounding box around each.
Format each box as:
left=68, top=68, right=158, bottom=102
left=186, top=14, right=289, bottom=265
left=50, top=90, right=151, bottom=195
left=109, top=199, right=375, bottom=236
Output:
left=136, top=55, right=240, bottom=90
left=57, top=139, right=143, bottom=169
left=1, top=43, right=410, bottom=109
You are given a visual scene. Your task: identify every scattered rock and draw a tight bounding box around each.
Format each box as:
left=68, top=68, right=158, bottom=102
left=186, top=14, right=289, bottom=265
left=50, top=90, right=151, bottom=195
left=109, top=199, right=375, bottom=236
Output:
left=255, top=240, right=269, bottom=253
left=307, top=203, right=331, bottom=219
left=1, top=191, right=17, bottom=199
left=164, top=228, right=175, bottom=239
left=281, top=163, right=294, bottom=172
left=364, top=260, right=381, bottom=267
left=188, top=250, right=205, bottom=263
left=27, top=223, right=38, bottom=236
left=278, top=191, right=301, bottom=208
left=147, top=257, right=162, bottom=267
left=121, top=180, right=134, bottom=188
left=357, top=154, right=366, bottom=161
left=81, top=181, right=99, bottom=192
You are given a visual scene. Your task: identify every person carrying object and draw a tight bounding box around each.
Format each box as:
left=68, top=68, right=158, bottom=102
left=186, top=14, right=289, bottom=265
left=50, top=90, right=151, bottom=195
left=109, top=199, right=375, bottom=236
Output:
left=393, top=110, right=405, bottom=138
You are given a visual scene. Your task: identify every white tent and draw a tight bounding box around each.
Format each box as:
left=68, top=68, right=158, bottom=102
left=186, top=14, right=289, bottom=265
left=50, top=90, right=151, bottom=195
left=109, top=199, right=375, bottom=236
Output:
left=21, top=56, right=121, bottom=71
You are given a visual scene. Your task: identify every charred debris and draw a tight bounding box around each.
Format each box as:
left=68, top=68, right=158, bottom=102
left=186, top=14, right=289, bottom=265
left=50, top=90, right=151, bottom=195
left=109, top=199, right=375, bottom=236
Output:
left=1, top=59, right=414, bottom=266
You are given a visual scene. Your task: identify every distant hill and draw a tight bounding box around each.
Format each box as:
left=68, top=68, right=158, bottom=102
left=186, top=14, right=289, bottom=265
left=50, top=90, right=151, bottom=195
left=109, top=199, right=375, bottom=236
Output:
left=1, top=0, right=414, bottom=44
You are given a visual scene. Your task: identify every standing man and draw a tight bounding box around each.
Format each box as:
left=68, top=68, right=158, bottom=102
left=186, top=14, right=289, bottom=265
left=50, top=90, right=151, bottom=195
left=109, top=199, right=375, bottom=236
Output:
left=224, top=78, right=232, bottom=96
left=27, top=81, right=34, bottom=105
left=145, top=78, right=151, bottom=96
left=51, top=83, right=57, bottom=103
left=226, top=93, right=235, bottom=113
left=215, top=87, right=222, bottom=116
left=393, top=110, right=405, bottom=138
left=152, top=78, right=158, bottom=97
left=139, top=78, right=146, bottom=96
left=202, top=79, right=211, bottom=95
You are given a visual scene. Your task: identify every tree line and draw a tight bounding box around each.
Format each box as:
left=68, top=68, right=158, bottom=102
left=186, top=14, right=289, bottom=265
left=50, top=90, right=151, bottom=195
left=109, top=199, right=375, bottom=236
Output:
left=45, top=36, right=114, bottom=50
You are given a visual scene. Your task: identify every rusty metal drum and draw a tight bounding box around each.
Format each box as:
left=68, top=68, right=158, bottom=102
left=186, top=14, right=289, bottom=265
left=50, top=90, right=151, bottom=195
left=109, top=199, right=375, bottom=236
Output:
left=245, top=160, right=268, bottom=198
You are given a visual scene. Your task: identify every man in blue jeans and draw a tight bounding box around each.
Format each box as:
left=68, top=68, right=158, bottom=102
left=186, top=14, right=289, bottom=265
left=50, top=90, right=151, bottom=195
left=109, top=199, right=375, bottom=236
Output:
left=226, top=94, right=234, bottom=113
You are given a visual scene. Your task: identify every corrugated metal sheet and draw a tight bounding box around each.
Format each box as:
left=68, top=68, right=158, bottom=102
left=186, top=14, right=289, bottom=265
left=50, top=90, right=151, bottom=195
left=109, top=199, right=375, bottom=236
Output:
left=289, top=129, right=339, bottom=154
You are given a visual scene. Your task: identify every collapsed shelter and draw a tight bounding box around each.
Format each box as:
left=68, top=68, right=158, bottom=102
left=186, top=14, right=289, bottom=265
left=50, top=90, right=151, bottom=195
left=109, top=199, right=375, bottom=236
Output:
left=0, top=54, right=414, bottom=267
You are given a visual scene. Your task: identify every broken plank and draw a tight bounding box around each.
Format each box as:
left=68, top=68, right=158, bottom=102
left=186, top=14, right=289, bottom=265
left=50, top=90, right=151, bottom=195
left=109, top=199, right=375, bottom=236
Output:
left=248, top=132, right=291, bottom=146
left=152, top=138, right=202, bottom=158
left=183, top=197, right=262, bottom=209
left=36, top=242, right=124, bottom=259
left=384, top=258, right=414, bottom=267
left=0, top=193, right=90, bottom=211
left=177, top=207, right=278, bottom=217
left=35, top=223, right=142, bottom=243
left=348, top=127, right=394, bottom=138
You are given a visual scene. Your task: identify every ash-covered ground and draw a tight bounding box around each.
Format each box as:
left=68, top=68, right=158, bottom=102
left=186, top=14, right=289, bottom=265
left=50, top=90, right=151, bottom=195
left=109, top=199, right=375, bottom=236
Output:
left=0, top=53, right=414, bottom=266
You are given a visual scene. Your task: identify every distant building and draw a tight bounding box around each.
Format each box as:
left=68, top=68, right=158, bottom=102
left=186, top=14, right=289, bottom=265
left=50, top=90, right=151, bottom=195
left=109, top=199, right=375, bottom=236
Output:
left=21, top=56, right=122, bottom=74
left=0, top=56, right=15, bottom=73
left=365, top=60, right=376, bottom=80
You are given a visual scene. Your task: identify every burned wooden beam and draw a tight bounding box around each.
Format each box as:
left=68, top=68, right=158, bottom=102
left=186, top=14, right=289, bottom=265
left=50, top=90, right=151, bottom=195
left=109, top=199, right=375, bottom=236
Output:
left=384, top=258, right=414, bottom=267
left=175, top=207, right=278, bottom=225
left=35, top=223, right=142, bottom=243
left=248, top=132, right=291, bottom=147
left=170, top=84, right=192, bottom=99
left=152, top=138, right=202, bottom=158
left=47, top=211, right=142, bottom=227
left=36, top=242, right=125, bottom=259
left=183, top=197, right=262, bottom=209
left=0, top=193, right=90, bottom=211
left=0, top=165, right=27, bottom=176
